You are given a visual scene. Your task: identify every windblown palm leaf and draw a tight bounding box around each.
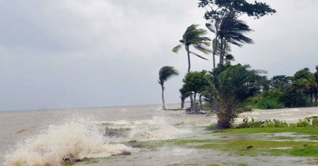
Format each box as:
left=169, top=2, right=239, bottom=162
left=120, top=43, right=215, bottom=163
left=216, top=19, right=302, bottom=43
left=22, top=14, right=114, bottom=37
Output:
left=219, top=14, right=254, bottom=47
left=172, top=24, right=212, bottom=72
left=206, top=64, right=266, bottom=128
left=159, top=66, right=179, bottom=85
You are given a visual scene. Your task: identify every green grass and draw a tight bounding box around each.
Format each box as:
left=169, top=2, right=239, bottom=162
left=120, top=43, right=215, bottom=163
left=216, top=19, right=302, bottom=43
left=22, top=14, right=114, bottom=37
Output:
left=127, top=139, right=213, bottom=150
left=193, top=139, right=318, bottom=157
left=61, top=164, right=73, bottom=166
left=222, top=127, right=318, bottom=135
left=127, top=127, right=318, bottom=159
left=167, top=164, right=221, bottom=166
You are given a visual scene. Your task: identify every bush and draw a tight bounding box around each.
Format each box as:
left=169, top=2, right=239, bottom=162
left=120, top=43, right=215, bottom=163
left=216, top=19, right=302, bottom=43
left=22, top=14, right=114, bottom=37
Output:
left=312, top=118, right=318, bottom=126
left=236, top=118, right=264, bottom=128
left=245, top=90, right=286, bottom=110
left=257, top=90, right=285, bottom=109
left=263, top=119, right=288, bottom=128
left=296, top=119, right=311, bottom=127
left=257, top=97, right=285, bottom=109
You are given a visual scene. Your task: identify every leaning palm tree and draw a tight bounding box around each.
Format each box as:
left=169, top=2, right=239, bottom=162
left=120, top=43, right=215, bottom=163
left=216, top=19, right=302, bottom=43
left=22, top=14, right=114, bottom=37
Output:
left=158, top=66, right=179, bottom=110
left=218, top=14, right=254, bottom=65
left=173, top=24, right=211, bottom=73
left=206, top=14, right=253, bottom=67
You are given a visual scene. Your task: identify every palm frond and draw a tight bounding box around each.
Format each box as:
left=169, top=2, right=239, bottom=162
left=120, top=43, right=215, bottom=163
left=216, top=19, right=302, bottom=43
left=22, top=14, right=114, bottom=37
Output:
left=193, top=44, right=212, bottom=54
left=159, top=66, right=179, bottom=84
left=172, top=44, right=183, bottom=53
left=190, top=51, right=209, bottom=61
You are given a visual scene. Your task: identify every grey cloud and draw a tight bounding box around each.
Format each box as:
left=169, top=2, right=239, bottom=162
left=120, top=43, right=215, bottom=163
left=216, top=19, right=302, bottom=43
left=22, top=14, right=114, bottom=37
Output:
left=0, top=0, right=317, bottom=111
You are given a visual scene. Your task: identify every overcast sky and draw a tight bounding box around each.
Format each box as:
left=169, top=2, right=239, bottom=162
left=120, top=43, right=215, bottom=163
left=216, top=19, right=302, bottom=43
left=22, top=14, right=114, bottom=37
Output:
left=0, top=0, right=318, bottom=111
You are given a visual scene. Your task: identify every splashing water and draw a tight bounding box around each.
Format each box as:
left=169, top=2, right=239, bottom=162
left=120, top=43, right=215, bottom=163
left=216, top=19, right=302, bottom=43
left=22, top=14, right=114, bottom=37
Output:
left=129, top=116, right=191, bottom=141
left=4, top=117, right=130, bottom=166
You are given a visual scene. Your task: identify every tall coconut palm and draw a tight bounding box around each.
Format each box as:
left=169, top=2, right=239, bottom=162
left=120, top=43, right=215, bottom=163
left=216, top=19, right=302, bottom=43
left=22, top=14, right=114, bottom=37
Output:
left=206, top=14, right=253, bottom=67
left=159, top=66, right=179, bottom=110
left=172, top=24, right=211, bottom=73
left=218, top=14, right=253, bottom=65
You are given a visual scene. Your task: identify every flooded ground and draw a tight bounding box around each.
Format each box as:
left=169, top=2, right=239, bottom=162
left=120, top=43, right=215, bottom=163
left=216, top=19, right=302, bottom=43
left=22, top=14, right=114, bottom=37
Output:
left=0, top=105, right=317, bottom=165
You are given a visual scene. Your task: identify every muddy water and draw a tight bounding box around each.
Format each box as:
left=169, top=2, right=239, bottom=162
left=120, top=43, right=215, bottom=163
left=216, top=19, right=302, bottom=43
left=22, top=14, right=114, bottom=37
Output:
left=0, top=106, right=317, bottom=166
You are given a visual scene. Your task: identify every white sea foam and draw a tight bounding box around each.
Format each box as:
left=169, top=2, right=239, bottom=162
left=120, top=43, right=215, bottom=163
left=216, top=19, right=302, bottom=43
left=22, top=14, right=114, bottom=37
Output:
left=129, top=116, right=191, bottom=141
left=4, top=117, right=130, bottom=166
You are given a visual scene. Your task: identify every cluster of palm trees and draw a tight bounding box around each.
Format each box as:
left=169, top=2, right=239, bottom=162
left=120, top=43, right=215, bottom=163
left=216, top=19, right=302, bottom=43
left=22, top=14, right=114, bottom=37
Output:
left=158, top=8, right=254, bottom=110
left=157, top=0, right=276, bottom=129
left=158, top=15, right=253, bottom=110
left=173, top=16, right=253, bottom=72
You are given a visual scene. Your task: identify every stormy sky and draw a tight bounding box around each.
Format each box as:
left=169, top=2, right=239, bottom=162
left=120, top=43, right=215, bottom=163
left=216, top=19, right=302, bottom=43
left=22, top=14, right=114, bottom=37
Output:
left=0, top=0, right=317, bottom=111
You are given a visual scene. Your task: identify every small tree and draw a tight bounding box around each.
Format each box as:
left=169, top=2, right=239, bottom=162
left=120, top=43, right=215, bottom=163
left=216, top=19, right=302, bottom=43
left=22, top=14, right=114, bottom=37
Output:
left=208, top=64, right=265, bottom=129
left=182, top=71, right=210, bottom=110
left=158, top=66, right=179, bottom=110
left=180, top=87, right=190, bottom=109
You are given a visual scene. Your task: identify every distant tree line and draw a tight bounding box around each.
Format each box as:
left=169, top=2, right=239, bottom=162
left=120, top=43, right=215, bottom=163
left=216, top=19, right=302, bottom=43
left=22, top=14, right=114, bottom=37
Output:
left=248, top=67, right=318, bottom=109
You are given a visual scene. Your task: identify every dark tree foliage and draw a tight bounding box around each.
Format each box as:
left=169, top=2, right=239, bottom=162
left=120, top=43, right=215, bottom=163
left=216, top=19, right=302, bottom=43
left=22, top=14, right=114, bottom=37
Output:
left=182, top=71, right=210, bottom=104
left=265, top=67, right=318, bottom=108
left=208, top=64, right=266, bottom=129
left=270, top=75, right=291, bottom=90
left=198, top=0, right=276, bottom=19
left=199, top=0, right=276, bottom=68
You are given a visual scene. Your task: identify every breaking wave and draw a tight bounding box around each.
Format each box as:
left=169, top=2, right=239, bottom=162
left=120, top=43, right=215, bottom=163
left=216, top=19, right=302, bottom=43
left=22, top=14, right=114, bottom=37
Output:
left=129, top=116, right=191, bottom=141
left=4, top=117, right=129, bottom=166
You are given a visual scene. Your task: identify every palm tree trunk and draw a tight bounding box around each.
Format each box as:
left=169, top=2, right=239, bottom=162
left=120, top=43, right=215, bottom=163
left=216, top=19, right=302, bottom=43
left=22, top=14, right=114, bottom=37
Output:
left=190, top=93, right=194, bottom=107
left=194, top=93, right=197, bottom=107
left=199, top=95, right=203, bottom=110
left=212, top=38, right=217, bottom=69
left=212, top=21, right=219, bottom=70
left=186, top=46, right=191, bottom=73
left=161, top=84, right=166, bottom=110
left=219, top=39, right=224, bottom=65
left=181, top=97, right=185, bottom=109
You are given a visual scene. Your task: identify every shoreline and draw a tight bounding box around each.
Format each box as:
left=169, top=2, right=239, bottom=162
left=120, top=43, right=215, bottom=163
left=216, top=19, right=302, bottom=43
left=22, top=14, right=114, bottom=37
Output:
left=1, top=106, right=318, bottom=165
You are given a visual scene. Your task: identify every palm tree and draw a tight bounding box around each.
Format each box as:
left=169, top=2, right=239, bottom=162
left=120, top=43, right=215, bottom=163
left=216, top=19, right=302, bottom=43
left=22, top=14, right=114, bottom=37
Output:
left=208, top=64, right=265, bottom=129
left=173, top=24, right=211, bottom=73
left=206, top=14, right=253, bottom=67
left=158, top=66, right=179, bottom=110
left=218, top=14, right=253, bottom=65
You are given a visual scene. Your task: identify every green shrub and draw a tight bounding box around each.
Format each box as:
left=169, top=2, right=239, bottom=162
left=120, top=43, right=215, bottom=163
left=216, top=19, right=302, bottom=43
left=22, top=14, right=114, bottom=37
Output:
left=263, top=119, right=288, bottom=128
left=236, top=118, right=264, bottom=128
left=251, top=90, right=285, bottom=109
left=257, top=97, right=284, bottom=109
left=296, top=119, right=311, bottom=127
left=312, top=118, right=318, bottom=126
